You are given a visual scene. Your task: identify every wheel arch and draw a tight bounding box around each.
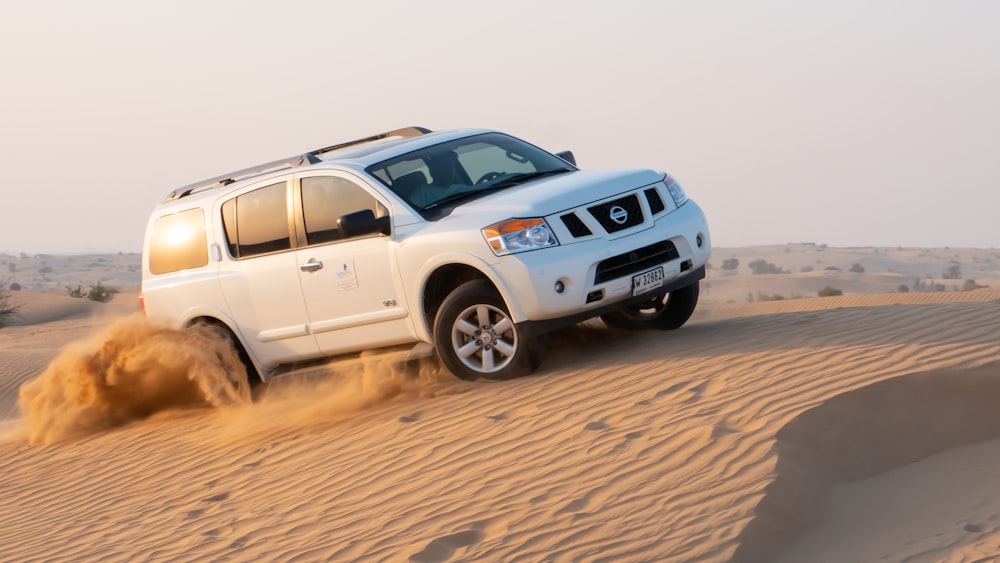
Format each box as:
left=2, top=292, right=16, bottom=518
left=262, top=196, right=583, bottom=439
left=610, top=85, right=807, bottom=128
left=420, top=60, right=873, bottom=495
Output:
left=184, top=314, right=266, bottom=384
left=418, top=262, right=517, bottom=342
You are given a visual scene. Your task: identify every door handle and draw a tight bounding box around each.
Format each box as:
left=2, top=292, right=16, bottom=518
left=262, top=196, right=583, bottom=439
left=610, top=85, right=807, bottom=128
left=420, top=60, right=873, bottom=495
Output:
left=300, top=260, right=324, bottom=272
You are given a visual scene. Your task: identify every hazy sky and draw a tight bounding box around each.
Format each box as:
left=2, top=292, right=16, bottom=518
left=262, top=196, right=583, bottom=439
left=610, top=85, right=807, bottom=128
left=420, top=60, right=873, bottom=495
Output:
left=1, top=1, right=997, bottom=254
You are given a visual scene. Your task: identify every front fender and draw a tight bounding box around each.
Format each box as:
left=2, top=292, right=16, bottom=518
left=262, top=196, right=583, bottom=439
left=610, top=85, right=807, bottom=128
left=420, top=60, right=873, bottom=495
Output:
left=408, top=253, right=522, bottom=342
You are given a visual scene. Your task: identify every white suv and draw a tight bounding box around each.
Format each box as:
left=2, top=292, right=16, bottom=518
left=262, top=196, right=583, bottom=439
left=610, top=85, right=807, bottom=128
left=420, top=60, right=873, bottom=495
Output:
left=141, top=127, right=711, bottom=383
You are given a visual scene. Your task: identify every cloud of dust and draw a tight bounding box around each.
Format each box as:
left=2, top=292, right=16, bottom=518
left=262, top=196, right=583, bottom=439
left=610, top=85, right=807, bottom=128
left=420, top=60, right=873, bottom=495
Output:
left=13, top=313, right=469, bottom=446
left=215, top=353, right=463, bottom=442
left=16, top=315, right=250, bottom=445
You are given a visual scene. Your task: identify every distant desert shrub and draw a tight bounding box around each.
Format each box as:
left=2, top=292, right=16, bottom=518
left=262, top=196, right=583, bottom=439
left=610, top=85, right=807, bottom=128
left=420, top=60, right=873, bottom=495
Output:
left=748, top=259, right=787, bottom=275
left=88, top=282, right=118, bottom=303
left=962, top=279, right=987, bottom=291
left=721, top=258, right=739, bottom=271
left=817, top=286, right=843, bottom=297
left=942, top=264, right=962, bottom=279
left=38, top=266, right=53, bottom=274
left=66, top=282, right=118, bottom=303
left=799, top=266, right=814, bottom=273
left=824, top=266, right=841, bottom=271
left=0, top=277, right=22, bottom=328
left=897, top=284, right=909, bottom=293
left=849, top=263, right=865, bottom=273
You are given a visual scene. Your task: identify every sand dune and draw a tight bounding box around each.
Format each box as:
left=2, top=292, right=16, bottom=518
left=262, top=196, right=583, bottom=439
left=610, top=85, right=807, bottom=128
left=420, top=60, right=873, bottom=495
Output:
left=2, top=251, right=1000, bottom=561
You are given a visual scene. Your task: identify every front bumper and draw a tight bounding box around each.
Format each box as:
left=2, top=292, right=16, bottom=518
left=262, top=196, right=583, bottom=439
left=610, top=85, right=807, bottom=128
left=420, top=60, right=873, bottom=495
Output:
left=491, top=200, right=711, bottom=324
left=516, top=266, right=705, bottom=337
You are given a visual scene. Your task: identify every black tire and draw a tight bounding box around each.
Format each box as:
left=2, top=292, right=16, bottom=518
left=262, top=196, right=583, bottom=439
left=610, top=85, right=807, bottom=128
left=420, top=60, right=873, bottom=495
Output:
left=600, top=281, right=700, bottom=331
left=433, top=280, right=546, bottom=380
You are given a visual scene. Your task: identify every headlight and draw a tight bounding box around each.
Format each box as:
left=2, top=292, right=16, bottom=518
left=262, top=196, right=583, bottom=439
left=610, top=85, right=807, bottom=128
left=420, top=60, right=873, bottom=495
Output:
left=666, top=180, right=688, bottom=206
left=482, top=218, right=559, bottom=256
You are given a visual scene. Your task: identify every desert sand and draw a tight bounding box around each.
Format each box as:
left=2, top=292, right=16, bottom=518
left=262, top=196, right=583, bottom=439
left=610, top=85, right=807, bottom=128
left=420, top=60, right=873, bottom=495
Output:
left=2, top=246, right=1000, bottom=562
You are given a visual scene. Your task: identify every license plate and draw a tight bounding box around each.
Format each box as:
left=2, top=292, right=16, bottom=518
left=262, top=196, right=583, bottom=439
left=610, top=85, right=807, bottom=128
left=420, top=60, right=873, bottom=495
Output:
left=632, top=267, right=665, bottom=296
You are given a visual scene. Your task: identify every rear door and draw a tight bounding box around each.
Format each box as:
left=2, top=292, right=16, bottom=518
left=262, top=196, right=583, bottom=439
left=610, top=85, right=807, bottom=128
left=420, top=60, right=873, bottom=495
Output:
left=293, top=171, right=413, bottom=355
left=216, top=178, right=320, bottom=367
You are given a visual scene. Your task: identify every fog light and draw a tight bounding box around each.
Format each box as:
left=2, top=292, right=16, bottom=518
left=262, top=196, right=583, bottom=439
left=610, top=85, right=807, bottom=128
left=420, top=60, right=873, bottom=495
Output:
left=554, top=280, right=565, bottom=293
left=696, top=234, right=704, bottom=248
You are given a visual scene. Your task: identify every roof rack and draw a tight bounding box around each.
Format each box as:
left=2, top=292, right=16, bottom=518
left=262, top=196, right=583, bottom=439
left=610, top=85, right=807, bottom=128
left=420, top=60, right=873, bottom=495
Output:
left=165, top=126, right=431, bottom=201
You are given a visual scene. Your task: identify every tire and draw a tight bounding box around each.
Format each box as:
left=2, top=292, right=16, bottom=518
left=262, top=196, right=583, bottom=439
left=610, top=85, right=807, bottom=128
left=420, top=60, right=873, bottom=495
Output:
left=600, top=281, right=700, bottom=331
left=433, top=280, right=546, bottom=380
left=193, top=321, right=262, bottom=398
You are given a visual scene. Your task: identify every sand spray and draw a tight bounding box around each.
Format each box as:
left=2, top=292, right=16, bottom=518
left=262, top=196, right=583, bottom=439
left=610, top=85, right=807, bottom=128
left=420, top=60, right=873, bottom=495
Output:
left=15, top=315, right=460, bottom=445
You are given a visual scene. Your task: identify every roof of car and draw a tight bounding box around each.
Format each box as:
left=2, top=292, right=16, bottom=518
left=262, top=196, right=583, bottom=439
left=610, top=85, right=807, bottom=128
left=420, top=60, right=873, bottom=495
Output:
left=162, top=127, right=491, bottom=203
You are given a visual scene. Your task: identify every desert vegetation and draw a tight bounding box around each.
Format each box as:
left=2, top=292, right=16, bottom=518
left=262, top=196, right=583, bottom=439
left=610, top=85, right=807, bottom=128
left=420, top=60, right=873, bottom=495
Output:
left=66, top=281, right=118, bottom=303
left=818, top=286, right=843, bottom=297
left=0, top=277, right=22, bottom=328
left=962, top=279, right=988, bottom=291
left=748, top=259, right=788, bottom=275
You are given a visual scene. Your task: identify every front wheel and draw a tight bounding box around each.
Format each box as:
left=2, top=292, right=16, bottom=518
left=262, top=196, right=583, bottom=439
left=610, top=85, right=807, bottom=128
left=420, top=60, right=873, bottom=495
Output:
left=600, top=281, right=700, bottom=331
left=434, top=280, right=546, bottom=380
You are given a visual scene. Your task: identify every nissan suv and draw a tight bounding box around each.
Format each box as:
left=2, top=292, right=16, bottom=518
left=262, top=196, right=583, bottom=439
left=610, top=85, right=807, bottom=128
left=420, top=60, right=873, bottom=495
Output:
left=141, top=127, right=711, bottom=383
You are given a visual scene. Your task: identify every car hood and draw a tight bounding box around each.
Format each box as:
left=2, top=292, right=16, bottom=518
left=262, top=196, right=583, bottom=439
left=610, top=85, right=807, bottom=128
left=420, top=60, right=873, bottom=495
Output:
left=446, top=168, right=665, bottom=220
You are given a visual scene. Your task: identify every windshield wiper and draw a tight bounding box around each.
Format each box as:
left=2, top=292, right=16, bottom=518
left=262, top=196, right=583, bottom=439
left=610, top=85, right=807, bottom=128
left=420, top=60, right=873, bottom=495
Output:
left=487, top=168, right=573, bottom=191
left=421, top=187, right=499, bottom=211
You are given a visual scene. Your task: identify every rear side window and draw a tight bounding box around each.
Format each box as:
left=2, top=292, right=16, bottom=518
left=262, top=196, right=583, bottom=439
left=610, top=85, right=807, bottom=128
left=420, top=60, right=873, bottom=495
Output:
left=148, top=208, right=209, bottom=275
left=221, top=182, right=291, bottom=258
left=301, top=176, right=382, bottom=245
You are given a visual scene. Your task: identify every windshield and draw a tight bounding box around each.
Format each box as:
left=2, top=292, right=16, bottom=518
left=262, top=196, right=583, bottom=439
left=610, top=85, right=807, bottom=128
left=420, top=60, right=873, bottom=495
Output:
left=366, top=132, right=575, bottom=218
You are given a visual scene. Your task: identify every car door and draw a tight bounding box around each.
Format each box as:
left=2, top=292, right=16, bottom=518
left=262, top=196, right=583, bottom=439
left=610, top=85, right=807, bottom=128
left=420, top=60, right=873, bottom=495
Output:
left=293, top=171, right=412, bottom=355
left=216, top=178, right=321, bottom=367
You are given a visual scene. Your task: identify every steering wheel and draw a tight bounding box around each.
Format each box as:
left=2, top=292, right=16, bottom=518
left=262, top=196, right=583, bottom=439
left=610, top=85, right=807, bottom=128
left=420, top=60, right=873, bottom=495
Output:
left=476, top=171, right=504, bottom=185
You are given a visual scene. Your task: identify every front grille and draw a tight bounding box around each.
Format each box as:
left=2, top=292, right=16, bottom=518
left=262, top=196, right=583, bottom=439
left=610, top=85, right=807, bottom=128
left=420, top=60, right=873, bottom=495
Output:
left=588, top=194, right=643, bottom=233
left=645, top=188, right=665, bottom=215
left=560, top=213, right=592, bottom=238
left=594, top=240, right=680, bottom=284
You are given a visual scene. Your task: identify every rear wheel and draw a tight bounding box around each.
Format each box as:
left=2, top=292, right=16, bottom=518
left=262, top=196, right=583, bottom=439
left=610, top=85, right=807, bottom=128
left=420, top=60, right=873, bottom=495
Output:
left=433, top=280, right=546, bottom=380
left=192, top=321, right=261, bottom=399
left=600, top=281, right=700, bottom=331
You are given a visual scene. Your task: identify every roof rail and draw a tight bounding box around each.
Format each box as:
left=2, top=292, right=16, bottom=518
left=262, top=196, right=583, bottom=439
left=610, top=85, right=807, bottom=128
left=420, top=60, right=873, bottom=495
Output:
left=165, top=126, right=431, bottom=201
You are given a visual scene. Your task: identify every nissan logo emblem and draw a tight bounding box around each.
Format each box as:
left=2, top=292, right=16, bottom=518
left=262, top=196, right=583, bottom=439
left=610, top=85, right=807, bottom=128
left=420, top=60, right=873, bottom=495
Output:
left=609, top=205, right=628, bottom=225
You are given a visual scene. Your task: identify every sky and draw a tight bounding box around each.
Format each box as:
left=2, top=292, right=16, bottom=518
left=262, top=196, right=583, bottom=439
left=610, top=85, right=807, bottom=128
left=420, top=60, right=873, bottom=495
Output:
left=1, top=0, right=997, bottom=254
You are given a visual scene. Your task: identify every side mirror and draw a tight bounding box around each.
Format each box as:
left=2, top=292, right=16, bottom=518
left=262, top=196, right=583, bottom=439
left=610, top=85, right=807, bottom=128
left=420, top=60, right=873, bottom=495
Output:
left=555, top=150, right=576, bottom=166
left=338, top=209, right=390, bottom=238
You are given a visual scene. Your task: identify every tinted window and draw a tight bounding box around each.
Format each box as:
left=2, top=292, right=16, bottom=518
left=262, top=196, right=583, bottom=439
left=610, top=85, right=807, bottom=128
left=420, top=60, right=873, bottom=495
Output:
left=221, top=182, right=291, bottom=258
left=301, top=176, right=383, bottom=245
left=149, top=208, right=209, bottom=274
